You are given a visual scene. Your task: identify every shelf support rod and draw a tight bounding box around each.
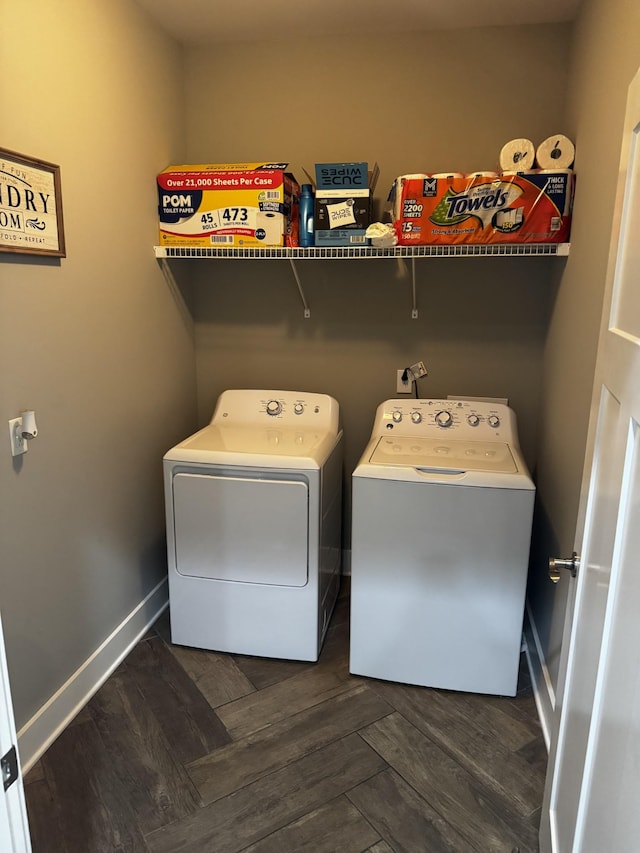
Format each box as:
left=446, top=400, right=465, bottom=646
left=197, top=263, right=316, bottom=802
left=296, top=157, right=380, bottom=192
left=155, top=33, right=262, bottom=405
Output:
left=289, top=259, right=311, bottom=318
left=411, top=257, right=418, bottom=319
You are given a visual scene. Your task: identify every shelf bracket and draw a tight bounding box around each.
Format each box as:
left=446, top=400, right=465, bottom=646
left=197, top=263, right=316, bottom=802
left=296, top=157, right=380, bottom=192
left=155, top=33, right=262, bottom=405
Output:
left=411, top=257, right=418, bottom=319
left=289, top=259, right=311, bottom=318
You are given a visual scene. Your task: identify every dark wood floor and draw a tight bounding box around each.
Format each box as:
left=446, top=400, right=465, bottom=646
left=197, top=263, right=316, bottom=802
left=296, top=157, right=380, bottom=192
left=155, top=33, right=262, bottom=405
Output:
left=24, top=580, right=546, bottom=852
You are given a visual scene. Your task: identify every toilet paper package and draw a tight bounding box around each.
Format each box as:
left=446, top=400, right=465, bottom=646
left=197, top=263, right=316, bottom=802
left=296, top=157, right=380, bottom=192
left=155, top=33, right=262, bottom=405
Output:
left=391, top=171, right=575, bottom=246
left=157, top=163, right=300, bottom=247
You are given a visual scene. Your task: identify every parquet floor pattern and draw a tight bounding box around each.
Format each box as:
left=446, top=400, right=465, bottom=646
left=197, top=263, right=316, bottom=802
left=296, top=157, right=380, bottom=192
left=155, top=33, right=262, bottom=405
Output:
left=24, top=580, right=546, bottom=852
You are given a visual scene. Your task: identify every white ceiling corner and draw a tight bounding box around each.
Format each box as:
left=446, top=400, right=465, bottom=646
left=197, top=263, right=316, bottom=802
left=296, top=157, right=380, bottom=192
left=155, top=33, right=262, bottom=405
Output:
left=132, top=0, right=583, bottom=46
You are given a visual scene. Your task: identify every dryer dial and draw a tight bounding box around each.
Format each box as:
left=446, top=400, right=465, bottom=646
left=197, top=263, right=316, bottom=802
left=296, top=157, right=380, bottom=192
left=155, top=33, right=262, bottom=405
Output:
left=392, top=410, right=403, bottom=423
left=293, top=403, right=304, bottom=415
left=266, top=399, right=282, bottom=416
left=488, top=415, right=501, bottom=428
left=435, top=410, right=453, bottom=428
left=467, top=414, right=480, bottom=427
left=411, top=411, right=422, bottom=424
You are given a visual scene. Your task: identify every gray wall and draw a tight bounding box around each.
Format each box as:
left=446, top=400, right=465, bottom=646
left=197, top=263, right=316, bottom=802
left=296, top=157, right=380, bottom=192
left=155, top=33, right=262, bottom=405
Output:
left=185, top=9, right=640, bottom=705
left=3, top=0, right=639, bottom=744
left=0, top=0, right=197, bottom=729
left=528, top=0, right=640, bottom=693
left=184, top=26, right=571, bottom=220
left=184, top=24, right=571, bottom=544
left=191, top=256, right=558, bottom=537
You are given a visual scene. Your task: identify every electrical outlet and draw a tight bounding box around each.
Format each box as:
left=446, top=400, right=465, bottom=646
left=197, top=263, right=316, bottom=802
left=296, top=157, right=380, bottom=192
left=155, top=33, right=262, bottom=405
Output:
left=397, top=369, right=412, bottom=394
left=8, top=418, right=27, bottom=457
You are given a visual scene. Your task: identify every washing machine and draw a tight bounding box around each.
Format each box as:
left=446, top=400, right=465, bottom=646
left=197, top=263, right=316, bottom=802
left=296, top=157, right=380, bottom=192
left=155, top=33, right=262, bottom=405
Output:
left=164, top=389, right=343, bottom=661
left=349, top=398, right=535, bottom=696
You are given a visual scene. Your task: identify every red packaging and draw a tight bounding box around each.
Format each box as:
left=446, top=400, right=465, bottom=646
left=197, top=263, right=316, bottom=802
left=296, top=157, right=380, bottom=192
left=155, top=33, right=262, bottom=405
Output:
left=393, top=171, right=574, bottom=246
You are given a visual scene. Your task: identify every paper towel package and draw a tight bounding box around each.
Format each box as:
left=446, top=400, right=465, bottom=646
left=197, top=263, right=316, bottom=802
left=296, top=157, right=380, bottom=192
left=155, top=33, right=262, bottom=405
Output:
left=157, top=163, right=300, bottom=248
left=392, top=171, right=575, bottom=246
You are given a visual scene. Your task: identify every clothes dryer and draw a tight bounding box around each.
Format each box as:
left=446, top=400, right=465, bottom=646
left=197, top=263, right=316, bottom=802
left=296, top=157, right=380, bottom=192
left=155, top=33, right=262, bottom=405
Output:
left=164, top=390, right=343, bottom=661
left=350, top=398, right=534, bottom=696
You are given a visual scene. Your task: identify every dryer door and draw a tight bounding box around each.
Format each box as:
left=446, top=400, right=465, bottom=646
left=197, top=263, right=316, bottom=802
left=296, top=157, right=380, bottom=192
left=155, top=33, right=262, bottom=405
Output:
left=172, top=472, right=309, bottom=586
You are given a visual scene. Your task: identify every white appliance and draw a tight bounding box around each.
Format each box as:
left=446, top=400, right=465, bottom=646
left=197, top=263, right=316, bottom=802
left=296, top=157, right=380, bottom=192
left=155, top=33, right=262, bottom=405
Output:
left=350, top=398, right=535, bottom=696
left=164, top=389, right=343, bottom=661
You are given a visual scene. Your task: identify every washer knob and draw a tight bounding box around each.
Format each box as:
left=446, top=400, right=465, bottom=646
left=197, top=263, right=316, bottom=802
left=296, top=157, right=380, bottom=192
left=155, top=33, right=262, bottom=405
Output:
left=293, top=403, right=304, bottom=415
left=435, top=410, right=453, bottom=428
left=411, top=411, right=422, bottom=424
left=488, top=415, right=501, bottom=428
left=392, top=410, right=403, bottom=423
left=467, top=414, right=480, bottom=427
left=266, top=399, right=282, bottom=416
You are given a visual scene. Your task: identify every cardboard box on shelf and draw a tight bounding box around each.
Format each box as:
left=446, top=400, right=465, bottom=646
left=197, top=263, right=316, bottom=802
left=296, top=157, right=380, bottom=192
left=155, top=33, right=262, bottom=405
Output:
left=392, top=170, right=575, bottom=246
left=314, top=162, right=375, bottom=191
left=313, top=161, right=379, bottom=247
left=157, top=162, right=300, bottom=248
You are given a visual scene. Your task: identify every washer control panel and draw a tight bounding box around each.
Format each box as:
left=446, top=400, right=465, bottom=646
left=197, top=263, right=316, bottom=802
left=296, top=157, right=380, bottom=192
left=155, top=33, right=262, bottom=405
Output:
left=374, top=398, right=514, bottom=442
left=211, top=389, right=340, bottom=434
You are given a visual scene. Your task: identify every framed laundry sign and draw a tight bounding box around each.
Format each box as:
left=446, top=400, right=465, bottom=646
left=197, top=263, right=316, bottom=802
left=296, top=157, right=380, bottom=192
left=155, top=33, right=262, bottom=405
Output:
left=0, top=147, right=66, bottom=257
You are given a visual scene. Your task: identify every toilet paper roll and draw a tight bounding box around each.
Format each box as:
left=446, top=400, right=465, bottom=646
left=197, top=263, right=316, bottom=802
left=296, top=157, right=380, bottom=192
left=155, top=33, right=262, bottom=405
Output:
left=255, top=211, right=283, bottom=245
left=536, top=135, right=575, bottom=170
left=499, top=138, right=536, bottom=171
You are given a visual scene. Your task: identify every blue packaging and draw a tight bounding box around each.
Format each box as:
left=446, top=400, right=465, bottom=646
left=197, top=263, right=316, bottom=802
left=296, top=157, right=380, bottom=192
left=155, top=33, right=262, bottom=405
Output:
left=298, top=184, right=315, bottom=247
left=314, top=162, right=369, bottom=190
left=314, top=229, right=369, bottom=247
left=312, top=162, right=379, bottom=246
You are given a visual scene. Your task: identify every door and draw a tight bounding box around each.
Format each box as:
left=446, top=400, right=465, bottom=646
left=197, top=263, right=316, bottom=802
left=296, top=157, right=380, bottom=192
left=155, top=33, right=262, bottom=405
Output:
left=0, top=610, right=32, bottom=852
left=541, top=65, right=640, bottom=851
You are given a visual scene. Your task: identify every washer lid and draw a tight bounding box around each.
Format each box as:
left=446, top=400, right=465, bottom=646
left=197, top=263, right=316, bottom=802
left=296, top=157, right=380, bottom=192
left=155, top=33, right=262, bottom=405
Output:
left=164, top=424, right=339, bottom=468
left=368, top=436, right=518, bottom=473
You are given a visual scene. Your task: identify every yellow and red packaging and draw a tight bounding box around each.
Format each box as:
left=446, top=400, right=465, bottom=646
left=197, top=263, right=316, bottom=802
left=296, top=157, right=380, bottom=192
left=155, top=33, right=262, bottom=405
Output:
left=392, top=171, right=575, bottom=246
left=157, top=163, right=300, bottom=248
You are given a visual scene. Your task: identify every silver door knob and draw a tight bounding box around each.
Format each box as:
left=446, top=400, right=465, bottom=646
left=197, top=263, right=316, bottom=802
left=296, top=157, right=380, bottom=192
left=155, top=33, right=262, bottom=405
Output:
left=549, top=552, right=580, bottom=583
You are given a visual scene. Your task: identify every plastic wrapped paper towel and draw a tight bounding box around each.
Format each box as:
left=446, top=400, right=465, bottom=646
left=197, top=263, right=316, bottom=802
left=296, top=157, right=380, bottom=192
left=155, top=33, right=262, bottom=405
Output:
left=389, top=174, right=429, bottom=221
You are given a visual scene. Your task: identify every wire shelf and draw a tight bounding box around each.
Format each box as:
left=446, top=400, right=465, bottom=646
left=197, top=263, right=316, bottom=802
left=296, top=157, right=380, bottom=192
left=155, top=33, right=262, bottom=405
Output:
left=154, top=243, right=570, bottom=260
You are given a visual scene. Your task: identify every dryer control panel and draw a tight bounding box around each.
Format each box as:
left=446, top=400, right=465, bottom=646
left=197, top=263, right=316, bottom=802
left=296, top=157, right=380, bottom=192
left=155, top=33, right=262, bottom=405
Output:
left=211, top=389, right=340, bottom=436
left=373, top=399, right=517, bottom=443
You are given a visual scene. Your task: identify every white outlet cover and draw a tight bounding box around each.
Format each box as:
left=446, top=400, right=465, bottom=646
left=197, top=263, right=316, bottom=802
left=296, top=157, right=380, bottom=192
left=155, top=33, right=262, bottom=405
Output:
left=397, top=370, right=412, bottom=394
left=8, top=418, right=27, bottom=456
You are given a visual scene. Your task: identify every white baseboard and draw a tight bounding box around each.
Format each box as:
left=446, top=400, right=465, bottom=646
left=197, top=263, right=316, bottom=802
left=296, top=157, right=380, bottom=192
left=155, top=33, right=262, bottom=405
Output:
left=17, top=578, right=169, bottom=774
left=523, top=597, right=556, bottom=751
